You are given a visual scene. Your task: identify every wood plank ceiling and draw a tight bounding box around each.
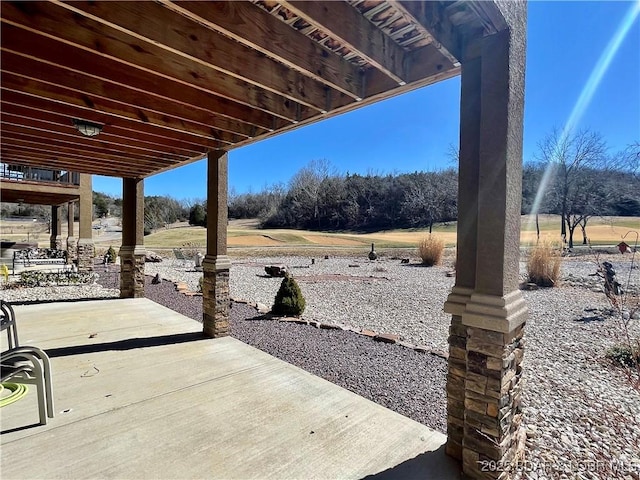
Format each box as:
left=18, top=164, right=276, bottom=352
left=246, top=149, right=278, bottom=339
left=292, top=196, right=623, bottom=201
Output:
left=0, top=1, right=499, bottom=179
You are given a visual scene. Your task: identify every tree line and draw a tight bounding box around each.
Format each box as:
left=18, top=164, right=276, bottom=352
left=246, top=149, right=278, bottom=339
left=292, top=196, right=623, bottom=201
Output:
left=227, top=131, right=638, bottom=247
left=228, top=160, right=458, bottom=232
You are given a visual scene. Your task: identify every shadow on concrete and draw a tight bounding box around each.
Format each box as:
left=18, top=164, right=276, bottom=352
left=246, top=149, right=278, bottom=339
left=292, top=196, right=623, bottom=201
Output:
left=361, top=444, right=462, bottom=480
left=45, top=331, right=206, bottom=358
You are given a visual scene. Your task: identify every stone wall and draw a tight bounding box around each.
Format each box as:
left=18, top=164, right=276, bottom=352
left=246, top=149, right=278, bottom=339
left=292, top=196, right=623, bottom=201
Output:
left=203, top=269, right=230, bottom=337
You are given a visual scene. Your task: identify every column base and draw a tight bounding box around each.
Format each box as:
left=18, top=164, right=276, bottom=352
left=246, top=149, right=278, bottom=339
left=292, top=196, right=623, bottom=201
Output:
left=460, top=290, right=526, bottom=479
left=444, top=286, right=475, bottom=317
left=77, top=238, right=95, bottom=272
left=463, top=290, right=527, bottom=333
left=119, top=245, right=146, bottom=298
left=202, top=255, right=230, bottom=338
left=66, top=237, right=77, bottom=264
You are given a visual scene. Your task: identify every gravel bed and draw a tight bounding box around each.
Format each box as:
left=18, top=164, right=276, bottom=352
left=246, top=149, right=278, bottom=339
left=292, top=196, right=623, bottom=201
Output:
left=0, top=283, right=119, bottom=303
left=4, top=252, right=640, bottom=477
left=146, top=256, right=457, bottom=350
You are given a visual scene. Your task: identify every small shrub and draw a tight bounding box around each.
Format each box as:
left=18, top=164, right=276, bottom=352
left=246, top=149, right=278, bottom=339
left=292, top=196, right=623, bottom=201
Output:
left=527, top=240, right=562, bottom=287
left=606, top=343, right=640, bottom=368
left=272, top=274, right=305, bottom=316
left=105, top=245, right=117, bottom=264
left=198, top=276, right=204, bottom=293
left=418, top=235, right=444, bottom=266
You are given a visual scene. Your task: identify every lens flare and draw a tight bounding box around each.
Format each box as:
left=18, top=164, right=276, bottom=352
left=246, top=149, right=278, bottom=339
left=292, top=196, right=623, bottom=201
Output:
left=528, top=1, right=640, bottom=232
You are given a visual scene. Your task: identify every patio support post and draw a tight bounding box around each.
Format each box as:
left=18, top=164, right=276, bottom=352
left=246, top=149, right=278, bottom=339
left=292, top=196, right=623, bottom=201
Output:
left=50, top=205, right=62, bottom=250
left=443, top=53, right=481, bottom=462
left=203, top=150, right=230, bottom=338
left=77, top=173, right=95, bottom=272
left=67, top=201, right=77, bottom=264
left=445, top=4, right=528, bottom=478
left=119, top=177, right=145, bottom=298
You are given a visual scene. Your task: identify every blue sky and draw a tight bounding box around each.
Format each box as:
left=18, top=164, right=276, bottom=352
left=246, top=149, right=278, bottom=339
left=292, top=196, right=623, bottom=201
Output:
left=94, top=1, right=640, bottom=200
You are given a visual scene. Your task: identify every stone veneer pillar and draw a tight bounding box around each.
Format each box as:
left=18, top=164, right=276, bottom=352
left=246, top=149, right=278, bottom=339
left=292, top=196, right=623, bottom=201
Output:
left=203, top=150, right=230, bottom=338
left=77, top=174, right=95, bottom=272
left=443, top=52, right=481, bottom=462
left=119, top=177, right=145, bottom=298
left=66, top=201, right=77, bottom=264
left=444, top=3, right=528, bottom=478
left=50, top=205, right=63, bottom=250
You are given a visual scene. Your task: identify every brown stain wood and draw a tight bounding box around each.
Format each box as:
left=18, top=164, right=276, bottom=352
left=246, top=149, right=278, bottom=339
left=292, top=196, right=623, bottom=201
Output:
left=281, top=1, right=407, bottom=85
left=0, top=92, right=218, bottom=153
left=1, top=23, right=279, bottom=132
left=1, top=2, right=306, bottom=121
left=165, top=1, right=363, bottom=100
left=62, top=1, right=345, bottom=113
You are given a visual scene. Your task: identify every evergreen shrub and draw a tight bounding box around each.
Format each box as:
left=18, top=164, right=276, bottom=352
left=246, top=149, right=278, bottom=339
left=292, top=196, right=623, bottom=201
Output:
left=272, top=274, right=305, bottom=316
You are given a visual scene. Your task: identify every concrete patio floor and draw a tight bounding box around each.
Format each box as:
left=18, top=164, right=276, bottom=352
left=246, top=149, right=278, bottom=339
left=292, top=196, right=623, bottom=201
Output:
left=1, top=298, right=461, bottom=479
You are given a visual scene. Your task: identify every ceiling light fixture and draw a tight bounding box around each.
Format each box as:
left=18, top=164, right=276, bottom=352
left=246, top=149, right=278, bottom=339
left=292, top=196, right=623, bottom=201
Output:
left=72, top=118, right=103, bottom=137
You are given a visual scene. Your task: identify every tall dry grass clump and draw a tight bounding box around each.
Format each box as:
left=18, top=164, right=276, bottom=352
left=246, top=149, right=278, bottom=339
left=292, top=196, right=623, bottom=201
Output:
left=419, top=235, right=445, bottom=267
left=527, top=240, right=562, bottom=287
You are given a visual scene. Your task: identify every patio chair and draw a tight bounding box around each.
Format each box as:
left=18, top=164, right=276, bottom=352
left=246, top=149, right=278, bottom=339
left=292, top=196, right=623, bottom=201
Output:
left=172, top=248, right=192, bottom=268
left=1, top=350, right=52, bottom=425
left=1, top=300, right=55, bottom=425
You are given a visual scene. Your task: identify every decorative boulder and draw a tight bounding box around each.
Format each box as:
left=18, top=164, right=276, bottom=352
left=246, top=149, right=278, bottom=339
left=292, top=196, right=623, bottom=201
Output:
left=265, top=265, right=288, bottom=277
left=145, top=251, right=163, bottom=263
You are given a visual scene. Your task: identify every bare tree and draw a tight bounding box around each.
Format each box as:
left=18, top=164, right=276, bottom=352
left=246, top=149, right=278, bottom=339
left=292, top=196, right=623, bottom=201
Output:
left=288, top=159, right=334, bottom=229
left=536, top=128, right=608, bottom=248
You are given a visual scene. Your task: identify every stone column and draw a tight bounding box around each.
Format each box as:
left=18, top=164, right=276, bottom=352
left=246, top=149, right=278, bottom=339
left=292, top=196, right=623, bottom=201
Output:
left=50, top=205, right=63, bottom=249
left=443, top=54, right=481, bottom=462
left=77, top=174, right=95, bottom=272
left=119, top=177, right=145, bottom=298
left=202, top=150, right=230, bottom=338
left=455, top=9, right=528, bottom=478
left=66, top=201, right=77, bottom=264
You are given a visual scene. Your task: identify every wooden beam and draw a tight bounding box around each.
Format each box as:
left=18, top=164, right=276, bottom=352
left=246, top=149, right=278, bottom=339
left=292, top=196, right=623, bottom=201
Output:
left=0, top=92, right=216, bottom=153
left=1, top=52, right=253, bottom=143
left=162, top=1, right=364, bottom=101
left=230, top=65, right=461, bottom=151
left=1, top=154, right=148, bottom=178
left=1, top=107, right=202, bottom=158
left=0, top=23, right=280, bottom=133
left=280, top=1, right=407, bottom=85
left=396, top=1, right=462, bottom=64
left=57, top=1, right=343, bottom=113
left=1, top=1, right=310, bottom=122
left=1, top=71, right=237, bottom=148
left=1, top=139, right=172, bottom=170
left=1, top=126, right=183, bottom=165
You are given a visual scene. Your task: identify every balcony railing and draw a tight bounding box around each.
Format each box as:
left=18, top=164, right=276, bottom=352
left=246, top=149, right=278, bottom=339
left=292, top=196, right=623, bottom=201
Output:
left=0, top=163, right=80, bottom=186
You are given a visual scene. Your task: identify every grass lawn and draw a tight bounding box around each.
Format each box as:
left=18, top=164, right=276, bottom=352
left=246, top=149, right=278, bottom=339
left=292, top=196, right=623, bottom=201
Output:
left=140, top=215, right=638, bottom=253
left=2, top=215, right=637, bottom=253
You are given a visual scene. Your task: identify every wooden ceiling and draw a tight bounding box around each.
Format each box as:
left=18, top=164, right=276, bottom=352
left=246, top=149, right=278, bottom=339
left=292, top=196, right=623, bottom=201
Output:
left=1, top=1, right=503, bottom=179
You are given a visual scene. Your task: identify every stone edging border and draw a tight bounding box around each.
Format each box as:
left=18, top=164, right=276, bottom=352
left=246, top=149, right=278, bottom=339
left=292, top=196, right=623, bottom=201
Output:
left=230, top=296, right=450, bottom=361
left=165, top=276, right=449, bottom=360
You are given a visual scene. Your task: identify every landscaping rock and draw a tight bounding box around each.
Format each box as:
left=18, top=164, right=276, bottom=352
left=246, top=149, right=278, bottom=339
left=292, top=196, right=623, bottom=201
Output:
left=264, top=265, right=287, bottom=277
left=145, top=251, right=163, bottom=263
left=374, top=333, right=399, bottom=344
